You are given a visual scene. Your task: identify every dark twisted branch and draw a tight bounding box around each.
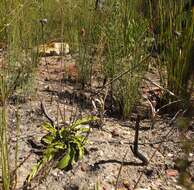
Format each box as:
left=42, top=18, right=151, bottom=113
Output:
left=130, top=115, right=148, bottom=165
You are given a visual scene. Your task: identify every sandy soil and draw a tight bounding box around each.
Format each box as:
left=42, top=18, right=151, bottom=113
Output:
left=3, top=54, right=194, bottom=190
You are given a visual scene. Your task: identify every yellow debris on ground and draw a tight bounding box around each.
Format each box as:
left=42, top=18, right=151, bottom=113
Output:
left=37, top=42, right=70, bottom=56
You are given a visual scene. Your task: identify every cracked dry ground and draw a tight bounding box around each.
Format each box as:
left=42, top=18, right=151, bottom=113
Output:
left=6, top=54, right=194, bottom=190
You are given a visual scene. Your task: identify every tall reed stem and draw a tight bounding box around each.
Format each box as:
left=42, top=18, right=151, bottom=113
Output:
left=0, top=75, right=10, bottom=190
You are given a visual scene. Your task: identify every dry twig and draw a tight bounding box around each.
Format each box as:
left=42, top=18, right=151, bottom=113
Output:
left=40, top=100, right=55, bottom=127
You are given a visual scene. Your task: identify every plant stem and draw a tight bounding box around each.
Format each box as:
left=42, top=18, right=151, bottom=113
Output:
left=0, top=75, right=10, bottom=190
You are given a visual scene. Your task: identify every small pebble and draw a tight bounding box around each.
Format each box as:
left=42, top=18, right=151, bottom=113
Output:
left=90, top=147, right=98, bottom=152
left=98, top=150, right=104, bottom=157
left=166, top=169, right=178, bottom=177
left=111, top=129, right=119, bottom=137
left=167, top=153, right=173, bottom=158
left=80, top=163, right=88, bottom=172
